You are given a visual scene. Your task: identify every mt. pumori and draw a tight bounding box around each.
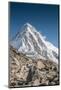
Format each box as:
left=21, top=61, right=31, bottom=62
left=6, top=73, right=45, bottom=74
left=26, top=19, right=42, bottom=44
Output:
left=11, top=23, right=58, bottom=64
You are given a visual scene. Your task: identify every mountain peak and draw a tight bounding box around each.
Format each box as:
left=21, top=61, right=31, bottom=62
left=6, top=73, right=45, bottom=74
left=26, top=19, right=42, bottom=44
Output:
left=23, top=23, right=37, bottom=34
left=24, top=23, right=32, bottom=27
left=22, top=22, right=36, bottom=33
left=11, top=23, right=58, bottom=64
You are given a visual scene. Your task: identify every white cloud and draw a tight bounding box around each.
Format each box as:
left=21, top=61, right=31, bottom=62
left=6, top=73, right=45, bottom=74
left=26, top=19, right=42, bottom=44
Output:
left=43, top=36, right=47, bottom=40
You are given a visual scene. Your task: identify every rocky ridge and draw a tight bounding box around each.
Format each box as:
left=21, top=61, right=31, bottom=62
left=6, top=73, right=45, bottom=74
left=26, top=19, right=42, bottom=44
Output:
left=9, top=46, right=59, bottom=87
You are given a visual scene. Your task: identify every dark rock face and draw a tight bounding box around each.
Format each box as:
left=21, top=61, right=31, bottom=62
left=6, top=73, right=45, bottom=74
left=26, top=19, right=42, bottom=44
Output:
left=9, top=46, right=59, bottom=87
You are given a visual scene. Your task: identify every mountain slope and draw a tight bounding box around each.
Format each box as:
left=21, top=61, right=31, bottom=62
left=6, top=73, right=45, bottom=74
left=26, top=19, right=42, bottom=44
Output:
left=11, top=23, right=58, bottom=64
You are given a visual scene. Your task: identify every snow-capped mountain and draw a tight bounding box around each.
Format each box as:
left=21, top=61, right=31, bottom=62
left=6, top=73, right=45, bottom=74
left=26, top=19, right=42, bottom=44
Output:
left=11, top=23, right=58, bottom=64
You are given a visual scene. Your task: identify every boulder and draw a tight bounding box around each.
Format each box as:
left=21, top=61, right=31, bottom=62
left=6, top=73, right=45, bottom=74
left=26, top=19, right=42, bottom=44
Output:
left=37, top=60, right=45, bottom=70
left=33, top=79, right=40, bottom=86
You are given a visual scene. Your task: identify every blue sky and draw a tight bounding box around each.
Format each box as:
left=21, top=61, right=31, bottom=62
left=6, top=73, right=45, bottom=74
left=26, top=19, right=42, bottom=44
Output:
left=9, top=2, right=59, bottom=47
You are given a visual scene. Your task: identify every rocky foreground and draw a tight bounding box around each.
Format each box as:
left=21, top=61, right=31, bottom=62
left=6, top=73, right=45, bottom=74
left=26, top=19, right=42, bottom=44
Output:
left=9, top=46, right=59, bottom=87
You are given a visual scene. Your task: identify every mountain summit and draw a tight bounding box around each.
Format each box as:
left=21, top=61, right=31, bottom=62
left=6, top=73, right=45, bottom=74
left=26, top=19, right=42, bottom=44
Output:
left=11, top=23, right=58, bottom=64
